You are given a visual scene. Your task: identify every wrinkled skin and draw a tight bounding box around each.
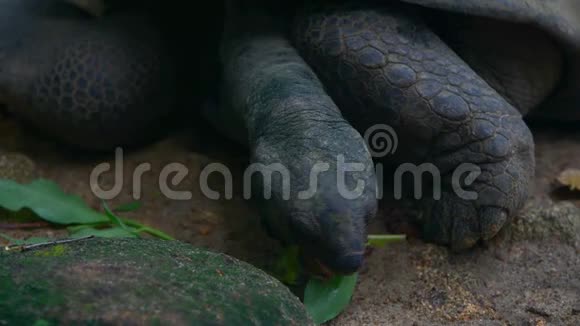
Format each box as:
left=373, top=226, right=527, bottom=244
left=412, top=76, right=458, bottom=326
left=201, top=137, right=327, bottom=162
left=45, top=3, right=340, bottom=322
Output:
left=1, top=0, right=578, bottom=274
left=292, top=3, right=538, bottom=250
left=207, top=5, right=378, bottom=273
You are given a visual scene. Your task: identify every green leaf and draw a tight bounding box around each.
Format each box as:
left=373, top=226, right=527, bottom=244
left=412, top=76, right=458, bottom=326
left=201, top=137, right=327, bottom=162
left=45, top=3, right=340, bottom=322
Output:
left=119, top=219, right=175, bottom=240
left=113, top=201, right=142, bottom=213
left=70, top=227, right=138, bottom=239
left=0, top=179, right=108, bottom=225
left=67, top=224, right=102, bottom=233
left=32, top=319, right=53, bottom=326
left=102, top=201, right=129, bottom=230
left=304, top=273, right=358, bottom=324
left=272, top=246, right=301, bottom=285
left=366, top=234, right=406, bottom=248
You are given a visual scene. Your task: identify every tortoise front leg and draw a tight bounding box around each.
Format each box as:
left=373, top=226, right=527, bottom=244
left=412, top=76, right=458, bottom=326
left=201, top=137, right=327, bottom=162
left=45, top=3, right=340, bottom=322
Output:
left=207, top=4, right=378, bottom=274
left=293, top=3, right=535, bottom=249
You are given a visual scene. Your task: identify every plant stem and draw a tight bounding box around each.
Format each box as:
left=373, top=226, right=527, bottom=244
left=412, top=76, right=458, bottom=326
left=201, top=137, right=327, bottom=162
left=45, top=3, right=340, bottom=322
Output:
left=121, top=219, right=174, bottom=240
left=367, top=234, right=406, bottom=241
left=366, top=234, right=407, bottom=248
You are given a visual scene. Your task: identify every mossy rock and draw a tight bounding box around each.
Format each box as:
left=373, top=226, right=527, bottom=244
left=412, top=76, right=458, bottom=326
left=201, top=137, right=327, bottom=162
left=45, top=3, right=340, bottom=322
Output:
left=0, top=238, right=313, bottom=325
left=0, top=153, right=37, bottom=182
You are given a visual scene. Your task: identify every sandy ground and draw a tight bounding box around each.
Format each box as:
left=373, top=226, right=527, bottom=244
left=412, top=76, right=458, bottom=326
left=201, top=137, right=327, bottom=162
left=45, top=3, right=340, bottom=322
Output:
left=0, top=112, right=578, bottom=325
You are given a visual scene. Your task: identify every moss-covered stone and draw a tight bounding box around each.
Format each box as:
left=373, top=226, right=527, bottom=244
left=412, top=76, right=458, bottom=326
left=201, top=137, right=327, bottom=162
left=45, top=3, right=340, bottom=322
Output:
left=506, top=200, right=580, bottom=246
left=0, top=153, right=39, bottom=221
left=0, top=153, right=37, bottom=182
left=0, top=238, right=313, bottom=325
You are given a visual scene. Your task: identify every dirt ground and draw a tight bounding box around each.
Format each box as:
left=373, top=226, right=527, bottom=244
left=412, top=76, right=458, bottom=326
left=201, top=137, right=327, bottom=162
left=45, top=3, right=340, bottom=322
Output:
left=0, top=111, right=578, bottom=325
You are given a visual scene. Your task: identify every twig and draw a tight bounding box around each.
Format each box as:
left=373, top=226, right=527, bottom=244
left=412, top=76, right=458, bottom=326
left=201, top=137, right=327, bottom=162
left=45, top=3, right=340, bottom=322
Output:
left=4, top=235, right=95, bottom=252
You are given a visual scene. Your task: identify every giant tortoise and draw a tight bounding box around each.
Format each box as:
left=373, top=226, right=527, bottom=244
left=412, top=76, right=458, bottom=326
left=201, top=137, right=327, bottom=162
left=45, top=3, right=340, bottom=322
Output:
left=0, top=0, right=578, bottom=274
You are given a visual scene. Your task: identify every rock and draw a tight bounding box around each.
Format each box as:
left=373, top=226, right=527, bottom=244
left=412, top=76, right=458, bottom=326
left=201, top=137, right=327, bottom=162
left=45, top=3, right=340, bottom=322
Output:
left=504, top=200, right=580, bottom=246
left=0, top=153, right=37, bottom=182
left=0, top=238, right=313, bottom=325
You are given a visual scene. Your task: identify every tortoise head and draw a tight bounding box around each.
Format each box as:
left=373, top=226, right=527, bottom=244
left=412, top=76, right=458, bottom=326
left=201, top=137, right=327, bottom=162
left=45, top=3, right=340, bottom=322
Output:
left=287, top=194, right=375, bottom=276
left=256, top=161, right=378, bottom=276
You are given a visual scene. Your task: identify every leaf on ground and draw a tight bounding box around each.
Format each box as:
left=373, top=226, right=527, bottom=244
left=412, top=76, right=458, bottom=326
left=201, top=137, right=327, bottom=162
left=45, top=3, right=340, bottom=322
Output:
left=304, top=273, right=358, bottom=325
left=0, top=179, right=108, bottom=225
left=366, top=234, right=406, bottom=248
left=557, top=168, right=580, bottom=191
left=70, top=226, right=138, bottom=239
